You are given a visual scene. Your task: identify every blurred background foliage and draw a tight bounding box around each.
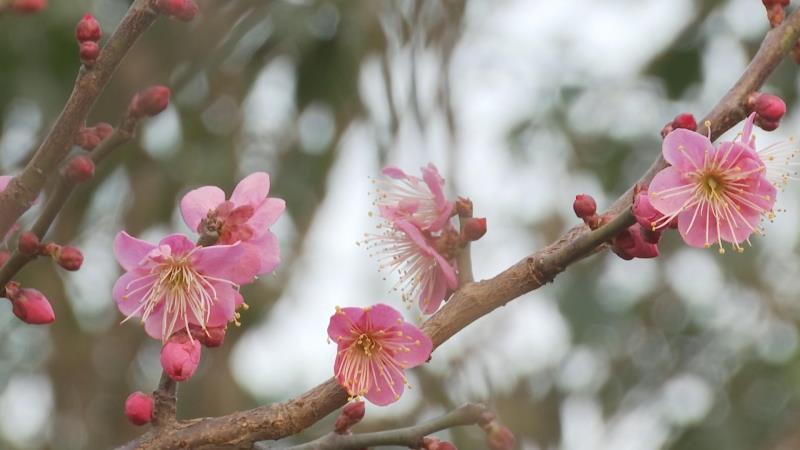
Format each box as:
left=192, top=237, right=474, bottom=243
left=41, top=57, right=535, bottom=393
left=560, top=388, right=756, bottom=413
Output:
left=2, top=0, right=800, bottom=449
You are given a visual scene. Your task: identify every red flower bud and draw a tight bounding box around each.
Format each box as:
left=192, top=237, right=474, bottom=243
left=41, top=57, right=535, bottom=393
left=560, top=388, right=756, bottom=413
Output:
left=462, top=217, right=487, bottom=241
left=189, top=324, right=226, bottom=348
left=124, top=391, right=154, bottom=426
left=17, top=231, right=40, bottom=256
left=94, top=122, right=114, bottom=141
left=755, top=116, right=780, bottom=132
left=10, top=0, right=46, bottom=13
left=130, top=86, right=171, bottom=117
left=762, top=0, right=790, bottom=27
left=632, top=191, right=663, bottom=230
left=661, top=113, right=697, bottom=138
left=76, top=13, right=102, bottom=43
left=9, top=287, right=55, bottom=325
left=79, top=41, right=100, bottom=67
left=154, top=0, right=198, bottom=21
left=57, top=246, right=83, bottom=271
left=484, top=422, right=515, bottom=450
left=64, top=155, right=95, bottom=183
left=753, top=93, right=786, bottom=122
left=76, top=127, right=101, bottom=150
left=161, top=333, right=202, bottom=381
left=573, top=194, right=598, bottom=225
left=334, top=401, right=365, bottom=433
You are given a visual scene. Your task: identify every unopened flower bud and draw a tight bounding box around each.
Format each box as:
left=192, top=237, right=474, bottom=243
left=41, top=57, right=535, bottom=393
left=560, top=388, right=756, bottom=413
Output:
left=64, top=155, right=95, bottom=183
left=79, top=41, right=100, bottom=67
left=755, top=116, right=780, bottom=132
left=632, top=191, right=663, bottom=230
left=484, top=422, right=515, bottom=450
left=334, top=401, right=365, bottom=433
left=10, top=0, right=46, bottom=13
left=130, top=86, right=170, bottom=117
left=455, top=197, right=474, bottom=217
left=462, top=217, right=487, bottom=241
left=57, top=246, right=83, bottom=271
left=661, top=113, right=697, bottom=138
left=18, top=231, right=40, bottom=256
left=751, top=93, right=786, bottom=122
left=154, top=0, right=198, bottom=22
left=573, top=194, right=597, bottom=220
left=613, top=225, right=659, bottom=260
left=762, top=0, right=790, bottom=27
left=124, top=391, right=153, bottom=426
left=76, top=127, right=101, bottom=150
left=94, top=122, right=114, bottom=140
left=76, top=13, right=102, bottom=43
left=9, top=287, right=55, bottom=325
left=160, top=333, right=202, bottom=381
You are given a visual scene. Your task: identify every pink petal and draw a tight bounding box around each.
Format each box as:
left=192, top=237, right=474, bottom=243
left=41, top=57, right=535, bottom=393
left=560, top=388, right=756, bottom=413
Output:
left=193, top=242, right=258, bottom=285
left=382, top=166, right=409, bottom=180
left=328, top=307, right=364, bottom=341
left=114, top=232, right=156, bottom=271
left=677, top=205, right=719, bottom=248
left=249, top=198, right=285, bottom=230
left=418, top=268, right=449, bottom=314
left=230, top=172, right=270, bottom=207
left=361, top=303, right=403, bottom=330
left=421, top=163, right=447, bottom=210
left=741, top=112, right=756, bottom=146
left=648, top=167, right=694, bottom=216
left=246, top=233, right=280, bottom=275
left=180, top=186, right=226, bottom=232
left=159, top=234, right=196, bottom=256
left=364, top=359, right=405, bottom=406
left=717, top=206, right=760, bottom=244
left=394, top=220, right=435, bottom=258
left=189, top=282, right=235, bottom=327
left=391, top=323, right=432, bottom=367
left=425, top=201, right=454, bottom=232
left=662, top=128, right=713, bottom=172
left=144, top=307, right=165, bottom=340
left=432, top=252, right=458, bottom=289
left=113, top=271, right=150, bottom=316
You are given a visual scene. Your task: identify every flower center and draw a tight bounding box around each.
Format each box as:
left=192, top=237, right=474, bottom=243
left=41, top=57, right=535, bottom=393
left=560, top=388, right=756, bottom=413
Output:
left=356, top=334, right=376, bottom=356
left=698, top=172, right=725, bottom=199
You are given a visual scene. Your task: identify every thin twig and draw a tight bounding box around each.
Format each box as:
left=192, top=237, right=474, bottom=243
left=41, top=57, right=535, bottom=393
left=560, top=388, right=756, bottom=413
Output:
left=0, top=0, right=159, bottom=239
left=152, top=373, right=178, bottom=427
left=254, top=403, right=488, bottom=450
left=119, top=6, right=800, bottom=450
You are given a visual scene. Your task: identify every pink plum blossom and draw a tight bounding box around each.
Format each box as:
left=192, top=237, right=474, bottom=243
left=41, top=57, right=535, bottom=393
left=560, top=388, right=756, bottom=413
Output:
left=375, top=164, right=453, bottom=232
left=647, top=114, right=781, bottom=253
left=365, top=219, right=458, bottom=314
left=113, top=232, right=258, bottom=341
left=180, top=172, right=284, bottom=275
left=328, top=303, right=432, bottom=406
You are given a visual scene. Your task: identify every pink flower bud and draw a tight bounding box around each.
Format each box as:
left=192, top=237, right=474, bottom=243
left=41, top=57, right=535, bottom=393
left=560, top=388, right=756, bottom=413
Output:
left=753, top=93, right=786, bottom=122
left=762, top=0, right=790, bottom=27
left=75, top=127, right=101, bottom=150
left=485, top=422, right=515, bottom=450
left=462, top=217, right=487, bottom=241
left=10, top=0, right=46, bottom=13
left=632, top=191, right=663, bottom=230
left=79, top=41, right=100, bottom=67
left=154, top=0, right=198, bottom=22
left=94, top=122, right=114, bottom=140
left=130, top=86, right=171, bottom=117
left=613, top=225, right=659, bottom=260
left=17, top=231, right=40, bottom=256
left=573, top=194, right=597, bottom=221
left=160, top=333, right=202, bottom=381
left=9, top=287, right=55, bottom=325
left=124, top=391, right=153, bottom=426
left=64, top=155, right=95, bottom=183
left=334, top=401, right=365, bottom=433
left=57, top=246, right=83, bottom=271
left=76, top=13, right=102, bottom=43
left=756, top=116, right=780, bottom=132
left=661, top=113, right=697, bottom=138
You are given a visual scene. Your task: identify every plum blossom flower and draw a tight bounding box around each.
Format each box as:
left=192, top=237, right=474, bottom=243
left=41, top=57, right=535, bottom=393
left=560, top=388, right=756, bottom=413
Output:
left=647, top=114, right=789, bottom=253
left=374, top=164, right=453, bottom=232
left=181, top=172, right=284, bottom=275
left=328, top=303, right=432, bottom=406
left=365, top=219, right=458, bottom=314
left=112, top=232, right=258, bottom=341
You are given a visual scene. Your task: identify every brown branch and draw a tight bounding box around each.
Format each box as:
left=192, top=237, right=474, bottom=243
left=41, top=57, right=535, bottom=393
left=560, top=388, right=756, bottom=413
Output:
left=254, top=403, right=488, bottom=450
left=152, top=374, right=178, bottom=427
left=0, top=109, right=144, bottom=289
left=0, top=0, right=159, bottom=239
left=118, top=6, right=800, bottom=450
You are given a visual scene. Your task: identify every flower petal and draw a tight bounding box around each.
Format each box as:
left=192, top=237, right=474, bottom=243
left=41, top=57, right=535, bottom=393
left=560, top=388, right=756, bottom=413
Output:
left=114, top=232, right=156, bottom=272
left=180, top=186, right=225, bottom=232
left=418, top=268, right=449, bottom=314
left=193, top=242, right=258, bottom=285
left=364, top=359, right=405, bottom=406
left=143, top=307, right=165, bottom=340
left=246, top=233, right=280, bottom=275
left=382, top=166, right=409, bottom=180
left=648, top=167, right=694, bottom=216
left=231, top=172, right=270, bottom=207
left=159, top=234, right=196, bottom=256
left=249, top=198, right=285, bottom=230
left=113, top=271, right=151, bottom=316
left=677, top=204, right=719, bottom=248
left=328, top=307, right=364, bottom=341
left=663, top=128, right=713, bottom=172
left=361, top=303, right=404, bottom=330
left=392, top=323, right=432, bottom=367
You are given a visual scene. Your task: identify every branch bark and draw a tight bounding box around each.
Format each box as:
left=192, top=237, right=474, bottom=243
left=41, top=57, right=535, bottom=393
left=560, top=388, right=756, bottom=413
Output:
left=0, top=0, right=158, bottom=239
left=119, top=6, right=800, bottom=450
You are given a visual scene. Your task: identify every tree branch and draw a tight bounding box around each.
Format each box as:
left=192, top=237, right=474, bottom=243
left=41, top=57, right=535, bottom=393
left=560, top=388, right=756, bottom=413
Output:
left=118, top=6, right=800, bottom=450
left=254, top=403, right=488, bottom=450
left=0, top=0, right=159, bottom=239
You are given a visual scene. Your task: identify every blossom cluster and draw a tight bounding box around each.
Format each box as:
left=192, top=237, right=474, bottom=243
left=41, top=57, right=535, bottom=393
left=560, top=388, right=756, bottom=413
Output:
left=113, top=172, right=284, bottom=385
